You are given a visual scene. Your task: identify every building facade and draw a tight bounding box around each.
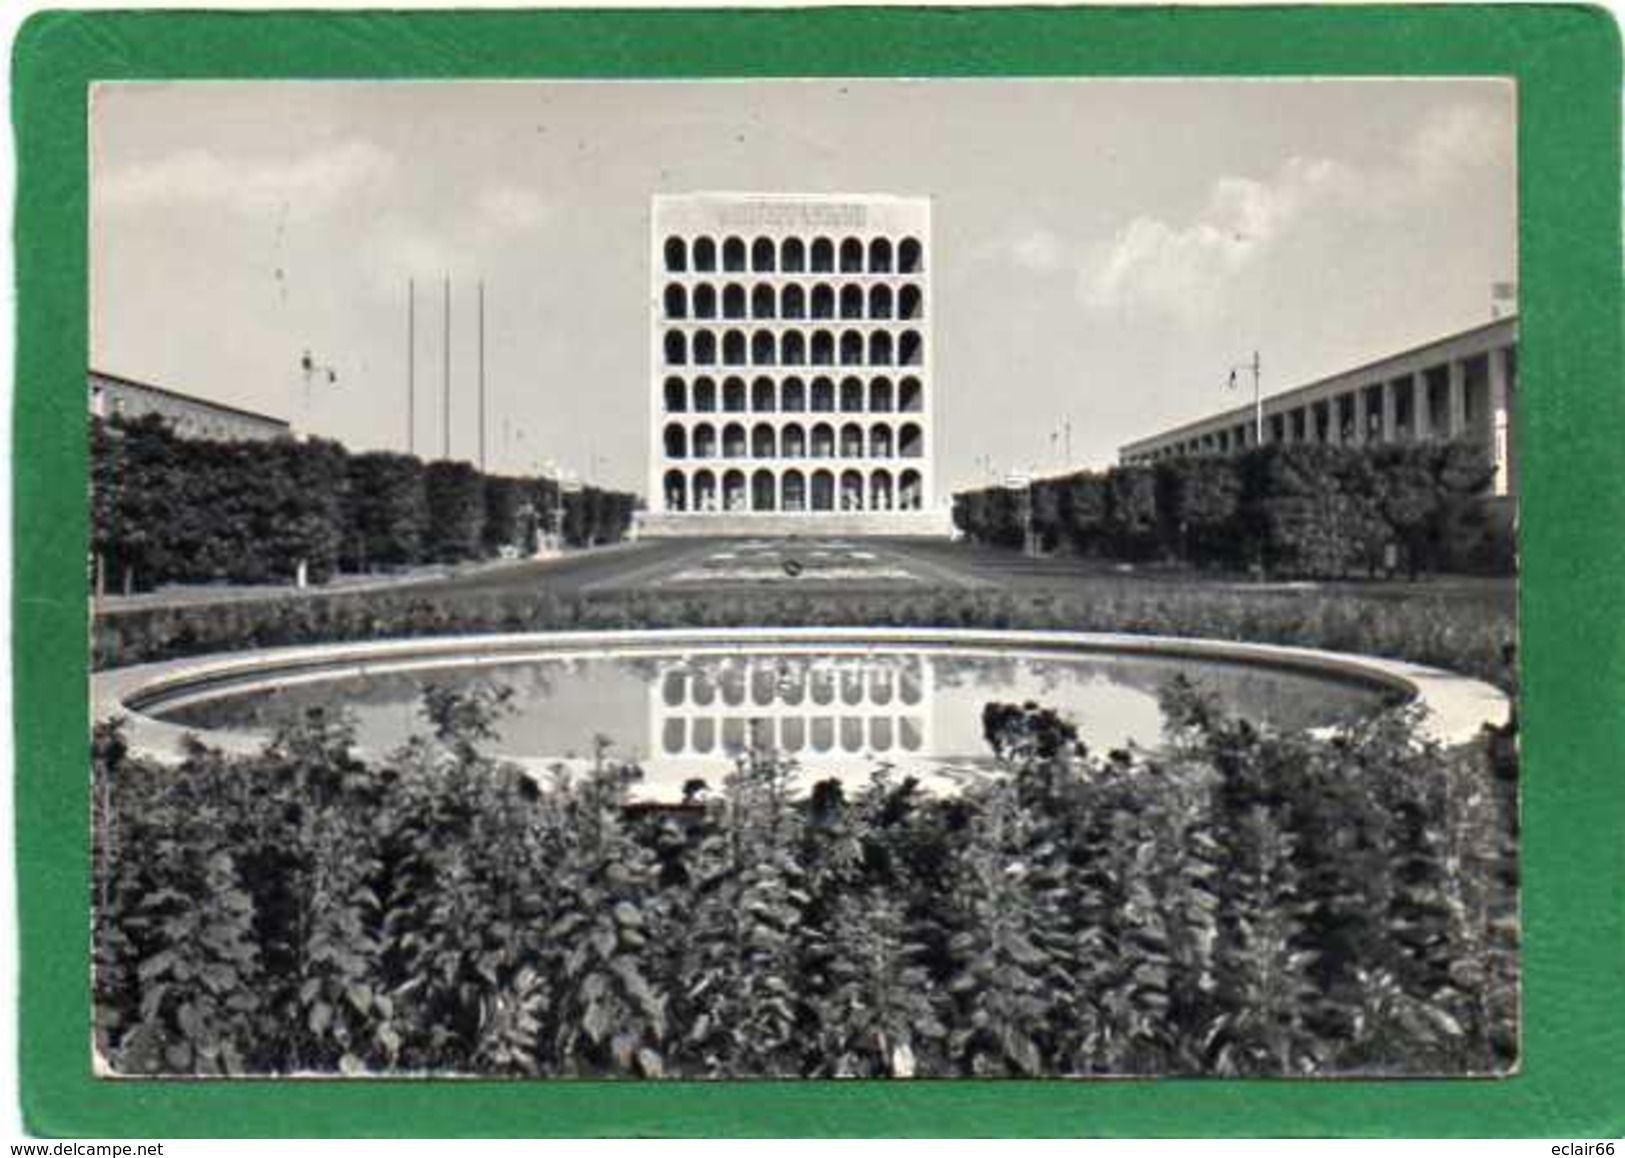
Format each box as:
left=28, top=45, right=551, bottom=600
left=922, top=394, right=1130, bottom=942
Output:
left=1118, top=317, right=1519, bottom=498
left=89, top=370, right=292, bottom=442
left=638, top=193, right=952, bottom=537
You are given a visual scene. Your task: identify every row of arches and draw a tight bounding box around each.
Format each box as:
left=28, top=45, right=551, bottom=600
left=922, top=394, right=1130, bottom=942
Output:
left=664, top=282, right=923, bottom=322
left=661, top=714, right=925, bottom=759
left=664, top=235, right=922, bottom=276
left=664, top=328, right=924, bottom=368
left=664, top=375, right=924, bottom=415
left=663, top=421, right=924, bottom=461
left=664, top=467, right=924, bottom=513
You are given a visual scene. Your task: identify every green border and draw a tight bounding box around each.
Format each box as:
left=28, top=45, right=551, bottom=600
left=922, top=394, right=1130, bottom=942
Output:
left=13, top=5, right=1624, bottom=1138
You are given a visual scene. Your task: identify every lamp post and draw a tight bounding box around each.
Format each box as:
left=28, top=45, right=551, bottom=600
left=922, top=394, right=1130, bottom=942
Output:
left=1225, top=351, right=1263, bottom=447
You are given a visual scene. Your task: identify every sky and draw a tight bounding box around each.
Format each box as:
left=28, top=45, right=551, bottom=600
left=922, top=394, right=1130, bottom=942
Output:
left=90, top=78, right=1515, bottom=494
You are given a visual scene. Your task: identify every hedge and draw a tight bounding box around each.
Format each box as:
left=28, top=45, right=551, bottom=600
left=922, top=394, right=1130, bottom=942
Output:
left=953, top=440, right=1509, bottom=578
left=91, top=415, right=637, bottom=592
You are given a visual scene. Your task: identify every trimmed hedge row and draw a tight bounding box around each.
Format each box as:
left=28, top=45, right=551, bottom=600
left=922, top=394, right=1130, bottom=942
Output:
left=92, top=685, right=1518, bottom=1077
left=954, top=441, right=1511, bottom=578
left=91, top=416, right=637, bottom=592
left=93, top=581, right=1517, bottom=692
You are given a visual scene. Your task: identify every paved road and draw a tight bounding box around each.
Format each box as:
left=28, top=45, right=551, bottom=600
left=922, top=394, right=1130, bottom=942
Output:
left=98, top=534, right=1516, bottom=612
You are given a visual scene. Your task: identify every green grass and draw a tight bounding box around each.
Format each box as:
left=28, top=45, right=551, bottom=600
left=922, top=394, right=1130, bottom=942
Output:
left=93, top=575, right=1517, bottom=691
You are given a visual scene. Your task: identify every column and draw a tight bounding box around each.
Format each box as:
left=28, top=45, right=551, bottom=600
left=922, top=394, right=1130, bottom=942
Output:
left=1488, top=346, right=1511, bottom=496
left=1413, top=370, right=1432, bottom=442
left=1325, top=397, right=1342, bottom=446
left=1351, top=390, right=1367, bottom=446
left=1380, top=381, right=1398, bottom=444
left=1447, top=358, right=1467, bottom=439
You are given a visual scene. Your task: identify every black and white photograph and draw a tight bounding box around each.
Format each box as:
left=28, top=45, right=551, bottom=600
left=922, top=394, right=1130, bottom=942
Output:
left=87, top=78, right=1519, bottom=1080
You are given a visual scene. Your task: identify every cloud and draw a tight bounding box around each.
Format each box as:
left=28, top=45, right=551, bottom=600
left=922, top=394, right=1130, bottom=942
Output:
left=1078, top=101, right=1511, bottom=322
left=98, top=140, right=398, bottom=220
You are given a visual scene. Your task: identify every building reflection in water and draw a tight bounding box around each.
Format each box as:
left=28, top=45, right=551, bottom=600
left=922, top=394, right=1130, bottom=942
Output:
left=652, top=653, right=934, bottom=765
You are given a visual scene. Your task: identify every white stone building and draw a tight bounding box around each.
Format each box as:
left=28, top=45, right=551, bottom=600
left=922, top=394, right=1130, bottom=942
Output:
left=1119, top=317, right=1519, bottom=499
left=638, top=193, right=952, bottom=537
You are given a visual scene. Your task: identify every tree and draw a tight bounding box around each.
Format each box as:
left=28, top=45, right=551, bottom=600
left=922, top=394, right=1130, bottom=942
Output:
left=424, top=461, right=487, bottom=563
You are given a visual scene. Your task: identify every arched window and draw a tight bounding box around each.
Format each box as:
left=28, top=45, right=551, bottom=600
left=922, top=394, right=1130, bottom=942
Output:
left=811, top=330, right=834, bottom=366
left=692, top=330, right=716, bottom=365
left=693, top=376, right=718, bottom=413
left=664, top=284, right=687, bottom=319
left=898, top=330, right=923, bottom=366
left=811, top=284, right=835, bottom=320
left=840, top=469, right=865, bottom=511
left=870, top=423, right=893, bottom=458
left=898, top=237, right=922, bottom=274
left=752, top=422, right=776, bottom=458
left=839, top=238, right=864, bottom=273
left=722, top=237, right=747, bottom=272
left=840, top=377, right=865, bottom=412
left=693, top=284, right=717, bottom=319
left=898, top=377, right=923, bottom=413
left=693, top=237, right=717, bottom=272
left=840, top=422, right=865, bottom=458
left=723, top=330, right=746, bottom=366
left=781, top=237, right=806, bottom=273
left=781, top=423, right=806, bottom=458
left=899, top=469, right=922, bottom=510
left=781, top=469, right=807, bottom=512
left=752, top=469, right=776, bottom=511
left=752, top=284, right=775, bottom=319
left=692, top=423, right=717, bottom=458
left=752, top=377, right=776, bottom=412
left=869, top=331, right=893, bottom=366
left=840, top=284, right=864, bottom=319
left=752, top=237, right=776, bottom=272
left=723, top=377, right=747, bottom=413
left=664, top=468, right=688, bottom=511
left=664, top=237, right=687, bottom=273
left=723, top=284, right=746, bottom=320
left=664, top=376, right=686, bottom=412
left=751, top=331, right=776, bottom=366
left=664, top=424, right=687, bottom=459
left=869, top=237, right=892, bottom=273
left=781, top=284, right=806, bottom=320
left=723, top=469, right=747, bottom=511
left=870, top=468, right=894, bottom=511
left=810, top=377, right=835, bottom=413
left=811, top=469, right=835, bottom=511
left=723, top=422, right=747, bottom=459
left=869, top=377, right=893, bottom=412
left=841, top=331, right=865, bottom=366
left=664, top=331, right=687, bottom=366
left=899, top=423, right=923, bottom=458
left=898, top=285, right=923, bottom=320
left=811, top=422, right=835, bottom=458
left=781, top=378, right=806, bottom=413
left=781, top=331, right=806, bottom=366
left=869, top=284, right=893, bottom=319
left=810, top=237, right=834, bottom=273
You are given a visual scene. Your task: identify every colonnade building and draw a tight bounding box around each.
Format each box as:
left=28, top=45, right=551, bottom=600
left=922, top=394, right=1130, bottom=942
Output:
left=1119, top=316, right=1519, bottom=499
left=637, top=193, right=953, bottom=537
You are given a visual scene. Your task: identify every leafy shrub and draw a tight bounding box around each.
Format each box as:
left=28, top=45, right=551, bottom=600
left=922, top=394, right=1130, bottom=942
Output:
left=93, top=580, right=1517, bottom=696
